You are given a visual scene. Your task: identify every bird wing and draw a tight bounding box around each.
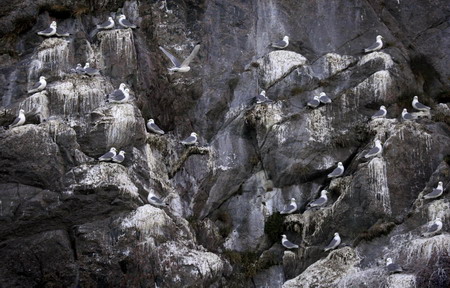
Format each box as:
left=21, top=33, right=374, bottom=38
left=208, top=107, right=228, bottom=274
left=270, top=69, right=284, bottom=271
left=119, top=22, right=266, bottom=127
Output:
left=10, top=116, right=21, bottom=126
left=180, top=44, right=200, bottom=67
left=427, top=223, right=440, bottom=233
left=149, top=123, right=164, bottom=134
left=121, top=19, right=135, bottom=27
left=159, top=46, right=181, bottom=67
left=325, top=237, right=339, bottom=249
left=181, top=135, right=196, bottom=143
left=364, top=41, right=381, bottom=52
left=108, top=89, right=125, bottom=101
left=112, top=154, right=124, bottom=162
left=98, top=19, right=112, bottom=28
left=307, top=99, right=320, bottom=107
left=328, top=167, right=343, bottom=177
left=372, top=109, right=385, bottom=118
left=319, top=95, right=331, bottom=103
left=387, top=263, right=402, bottom=273
left=271, top=39, right=287, bottom=48
left=415, top=102, right=430, bottom=110
left=283, top=239, right=298, bottom=248
left=84, top=67, right=99, bottom=75
left=403, top=113, right=415, bottom=120
left=30, top=81, right=42, bottom=90
left=150, top=196, right=165, bottom=205
left=38, top=27, right=54, bottom=34
left=281, top=203, right=296, bottom=213
left=100, top=151, right=114, bottom=159
left=365, top=146, right=380, bottom=157
left=310, top=197, right=326, bottom=207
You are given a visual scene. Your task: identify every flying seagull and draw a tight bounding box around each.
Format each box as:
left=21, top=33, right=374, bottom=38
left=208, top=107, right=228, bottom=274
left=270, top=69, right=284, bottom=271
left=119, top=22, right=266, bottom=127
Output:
left=147, top=192, right=169, bottom=207
left=28, top=76, right=47, bottom=94
left=307, top=96, right=320, bottom=108
left=106, top=83, right=129, bottom=103
left=9, top=109, right=26, bottom=129
left=118, top=15, right=137, bottom=29
left=98, top=147, right=117, bottom=161
left=112, top=150, right=126, bottom=163
left=364, top=35, right=383, bottom=53
left=327, top=162, right=344, bottom=178
left=371, top=105, right=387, bottom=120
left=365, top=139, right=383, bottom=158
left=386, top=258, right=403, bottom=274
left=159, top=44, right=200, bottom=72
left=269, top=35, right=289, bottom=49
left=324, top=232, right=341, bottom=251
left=37, top=21, right=57, bottom=37
left=401, top=108, right=416, bottom=121
left=180, top=132, right=198, bottom=146
left=280, top=198, right=297, bottom=215
left=255, top=90, right=273, bottom=104
left=308, top=190, right=328, bottom=208
left=83, top=63, right=100, bottom=76
left=319, top=92, right=332, bottom=104
left=147, top=119, right=165, bottom=135
left=97, top=17, right=115, bottom=30
left=281, top=234, right=299, bottom=249
left=421, top=218, right=443, bottom=237
left=412, top=96, right=431, bottom=112
left=423, top=181, right=444, bottom=199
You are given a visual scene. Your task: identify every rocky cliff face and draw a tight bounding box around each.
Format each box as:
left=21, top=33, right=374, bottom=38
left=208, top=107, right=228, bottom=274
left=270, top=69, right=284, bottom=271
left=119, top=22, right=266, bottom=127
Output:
left=0, top=0, right=449, bottom=287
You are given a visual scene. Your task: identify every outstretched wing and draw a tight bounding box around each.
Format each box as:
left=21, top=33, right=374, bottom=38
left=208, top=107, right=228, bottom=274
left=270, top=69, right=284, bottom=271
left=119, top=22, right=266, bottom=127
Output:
left=181, top=44, right=200, bottom=67
left=159, top=46, right=181, bottom=67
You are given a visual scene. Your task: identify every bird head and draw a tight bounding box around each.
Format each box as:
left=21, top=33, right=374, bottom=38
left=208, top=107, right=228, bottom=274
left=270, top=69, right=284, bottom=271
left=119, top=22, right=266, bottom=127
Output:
left=84, top=63, right=90, bottom=68
left=191, top=132, right=197, bottom=137
left=380, top=105, right=386, bottom=109
left=413, top=96, right=419, bottom=101
left=435, top=217, right=442, bottom=222
left=313, top=95, right=320, bottom=100
left=50, top=21, right=57, bottom=28
left=375, top=139, right=382, bottom=145
left=334, top=232, right=339, bottom=237
left=148, top=119, right=155, bottom=124
left=110, top=147, right=117, bottom=152
left=281, top=234, right=287, bottom=239
left=108, top=17, right=113, bottom=21
left=321, top=190, right=328, bottom=196
left=119, top=83, right=126, bottom=89
left=320, top=92, right=326, bottom=96
left=337, top=162, right=343, bottom=167
left=376, top=35, right=383, bottom=40
left=290, top=198, right=296, bottom=202
left=40, top=76, right=46, bottom=80
left=260, top=90, right=266, bottom=96
left=119, top=151, right=126, bottom=155
left=76, top=63, right=82, bottom=68
left=283, top=35, right=289, bottom=41
left=386, top=258, right=393, bottom=265
left=438, top=181, right=443, bottom=186
left=19, top=109, right=25, bottom=114
left=402, top=108, right=408, bottom=113
left=119, top=15, right=126, bottom=20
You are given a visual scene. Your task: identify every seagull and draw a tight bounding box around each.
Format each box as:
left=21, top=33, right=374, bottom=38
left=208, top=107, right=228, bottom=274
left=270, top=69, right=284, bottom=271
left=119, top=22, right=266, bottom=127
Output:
left=308, top=190, right=328, bottom=208
left=118, top=15, right=137, bottom=29
left=72, top=63, right=85, bottom=74
left=255, top=90, right=273, bottom=104
left=364, top=35, right=384, bottom=53
left=159, top=44, right=200, bottom=72
left=269, top=36, right=289, bottom=49
left=421, top=218, right=443, bottom=237
left=9, top=109, right=26, bottom=129
left=307, top=96, right=320, bottom=108
left=98, top=147, right=117, bottom=161
left=386, top=258, right=403, bottom=274
left=365, top=139, right=383, bottom=158
left=28, top=76, right=47, bottom=94
left=83, top=63, right=100, bottom=76
left=319, top=92, right=332, bottom=104
left=106, top=84, right=129, bottom=103
left=97, top=17, right=115, bottom=30
left=180, top=132, right=198, bottom=146
left=423, top=181, right=444, bottom=199
left=412, top=96, right=431, bottom=111
left=371, top=105, right=387, bottom=119
left=327, top=162, right=344, bottom=178
left=281, top=234, right=299, bottom=249
left=324, top=232, right=341, bottom=251
left=147, top=119, right=165, bottom=135
left=147, top=192, right=169, bottom=207
left=401, top=108, right=416, bottom=121
left=280, top=198, right=297, bottom=215
left=37, top=21, right=57, bottom=37
left=112, top=150, right=126, bottom=163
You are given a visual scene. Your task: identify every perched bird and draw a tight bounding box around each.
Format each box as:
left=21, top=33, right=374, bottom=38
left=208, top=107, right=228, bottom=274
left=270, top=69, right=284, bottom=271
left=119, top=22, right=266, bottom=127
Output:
left=37, top=21, right=57, bottom=37
left=364, top=35, right=384, bottom=53
left=319, top=92, right=332, bottom=104
left=147, top=192, right=169, bottom=207
left=255, top=90, right=273, bottom=104
left=9, top=109, right=26, bottom=129
left=180, top=132, right=198, bottom=146
left=308, top=190, right=328, bottom=208
left=281, top=234, right=299, bottom=249
left=106, top=84, right=129, bottom=103
left=327, top=162, right=344, bottom=178
left=28, top=76, right=47, bottom=94
left=401, top=108, right=416, bottom=121
left=97, top=17, right=115, bottom=30
left=386, top=258, right=403, bottom=274
left=269, top=35, right=289, bottom=49
left=371, top=105, right=387, bottom=120
left=159, top=44, right=200, bottom=72
left=307, top=96, right=320, bottom=108
left=147, top=119, right=165, bottom=135
left=365, top=139, right=383, bottom=158
left=72, top=63, right=85, bottom=74
left=422, top=218, right=443, bottom=237
left=83, top=63, right=100, bottom=76
left=280, top=198, right=297, bottom=215
left=118, top=15, right=137, bottom=29
left=98, top=147, right=117, bottom=161
left=112, top=150, right=126, bottom=163
left=324, top=232, right=341, bottom=251
left=423, top=181, right=444, bottom=199
left=412, top=96, right=431, bottom=112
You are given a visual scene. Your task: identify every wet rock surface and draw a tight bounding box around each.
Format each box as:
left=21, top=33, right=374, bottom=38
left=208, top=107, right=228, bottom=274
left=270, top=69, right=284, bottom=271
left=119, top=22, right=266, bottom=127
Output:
left=0, top=0, right=449, bottom=287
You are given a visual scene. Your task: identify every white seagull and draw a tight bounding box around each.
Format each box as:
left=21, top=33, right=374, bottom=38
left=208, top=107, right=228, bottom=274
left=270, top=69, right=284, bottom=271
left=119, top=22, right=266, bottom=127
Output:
left=386, top=258, right=403, bottom=274
left=159, top=44, right=200, bottom=72
left=28, top=76, right=47, bottom=94
left=147, top=119, right=165, bottom=135
left=412, top=96, right=431, bottom=111
left=421, top=218, right=443, bottom=237
left=106, top=84, right=129, bottom=103
left=180, top=132, right=198, bottom=146
left=364, top=35, right=384, bottom=53
left=255, top=90, right=273, bottom=104
left=112, top=150, right=126, bottom=163
left=270, top=35, right=289, bottom=49
left=73, top=63, right=85, bottom=74
left=281, top=234, right=299, bottom=249
left=423, top=181, right=444, bottom=199
left=371, top=105, right=387, bottom=119
left=118, top=15, right=137, bottom=29
left=307, top=96, right=320, bottom=108
left=365, top=139, right=383, bottom=158
left=147, top=192, right=169, bottom=207
left=83, top=63, right=100, bottom=76
left=9, top=109, right=26, bottom=129
left=327, top=162, right=344, bottom=178
left=319, top=92, right=332, bottom=104
left=280, top=198, right=297, bottom=215
left=37, top=21, right=57, bottom=37
left=98, top=147, right=117, bottom=161
left=324, top=232, right=341, bottom=251
left=401, top=108, right=416, bottom=121
left=308, top=190, right=328, bottom=208
left=97, top=17, right=115, bottom=30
